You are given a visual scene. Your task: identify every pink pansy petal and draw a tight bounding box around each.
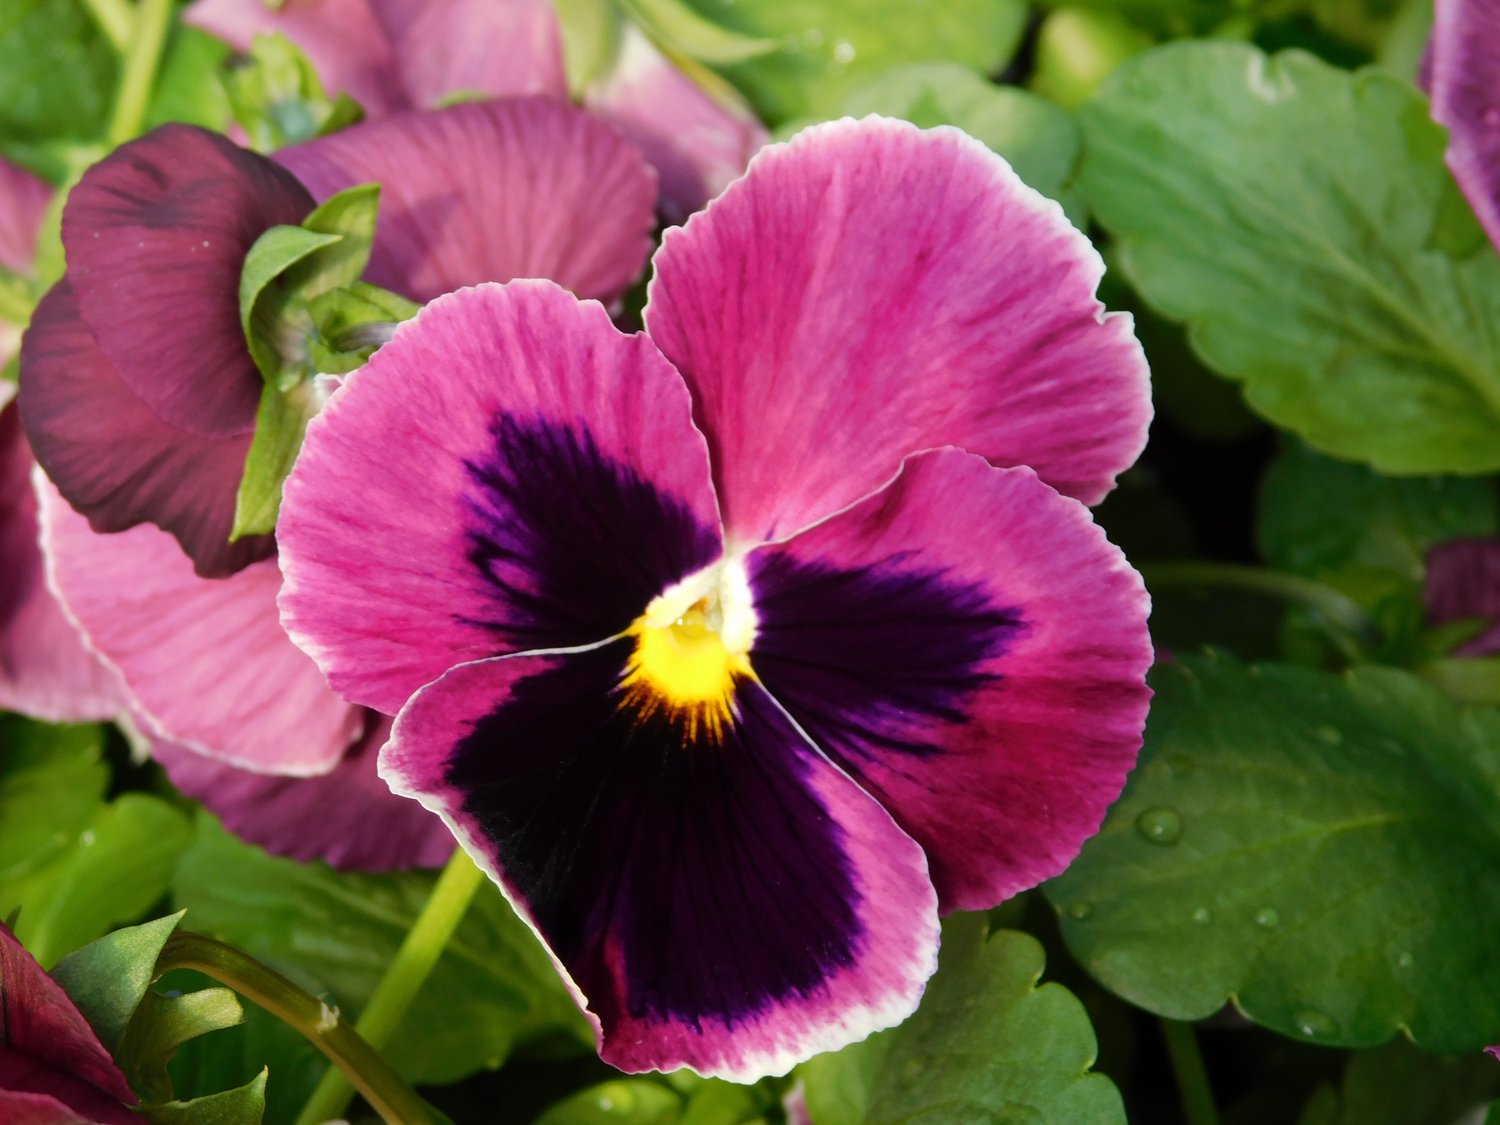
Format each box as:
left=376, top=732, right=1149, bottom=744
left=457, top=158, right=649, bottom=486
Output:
left=367, top=0, right=566, bottom=107
left=38, top=479, right=360, bottom=774
left=276, top=98, right=656, bottom=305
left=0, top=406, right=118, bottom=721
left=63, top=123, right=314, bottom=436
left=183, top=0, right=406, bottom=113
left=1431, top=0, right=1500, bottom=253
left=0, top=156, right=49, bottom=276
left=151, top=712, right=453, bottom=871
left=586, top=23, right=766, bottom=221
left=279, top=280, right=720, bottom=715
left=19, top=282, right=275, bottom=578
left=382, top=645, right=938, bottom=1079
left=0, top=923, right=136, bottom=1118
left=746, top=450, right=1153, bottom=911
left=645, top=116, right=1151, bottom=545
left=1425, top=538, right=1500, bottom=655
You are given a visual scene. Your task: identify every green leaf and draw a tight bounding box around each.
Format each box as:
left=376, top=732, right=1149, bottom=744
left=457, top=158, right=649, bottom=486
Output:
left=1079, top=42, right=1500, bottom=474
left=137, top=1070, right=267, bottom=1125
left=238, top=224, right=340, bottom=381
left=144, top=25, right=234, bottom=133
left=295, top=182, right=380, bottom=295
left=555, top=0, right=623, bottom=96
left=2, top=794, right=194, bottom=968
left=167, top=1003, right=323, bottom=1125
left=0, top=717, right=107, bottom=884
left=231, top=379, right=321, bottom=539
left=1046, top=652, right=1500, bottom=1051
left=50, top=912, right=186, bottom=1053
left=0, top=0, right=117, bottom=147
left=535, top=1079, right=684, bottom=1124
left=224, top=32, right=365, bottom=151
left=1296, top=1038, right=1500, bottom=1125
left=619, top=0, right=777, bottom=62
left=801, top=915, right=1124, bottom=1125
left=171, top=815, right=590, bottom=1085
left=684, top=0, right=1028, bottom=124
left=1031, top=8, right=1154, bottom=110
left=120, top=988, right=246, bottom=1103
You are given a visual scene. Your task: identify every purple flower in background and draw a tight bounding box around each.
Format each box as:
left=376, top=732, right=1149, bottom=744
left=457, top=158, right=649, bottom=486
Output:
left=279, top=118, right=1153, bottom=1076
left=1429, top=0, right=1500, bottom=250
left=185, top=0, right=767, bottom=218
left=0, top=923, right=137, bottom=1124
left=1425, top=537, right=1500, bottom=654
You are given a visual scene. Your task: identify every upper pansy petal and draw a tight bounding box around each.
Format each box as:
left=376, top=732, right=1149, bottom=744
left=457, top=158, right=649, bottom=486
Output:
left=0, top=405, right=118, bottom=722
left=746, top=449, right=1153, bottom=912
left=1425, top=537, right=1500, bottom=655
left=152, top=712, right=453, bottom=871
left=1430, top=0, right=1500, bottom=253
left=275, top=98, right=656, bottom=305
left=645, top=116, right=1151, bottom=544
left=38, top=479, right=361, bottom=774
left=585, top=24, right=767, bottom=221
left=278, top=280, right=720, bottom=716
left=19, top=282, right=274, bottom=577
left=0, top=156, right=49, bottom=275
left=368, top=0, right=566, bottom=107
left=62, top=123, right=314, bottom=436
left=382, top=644, right=938, bottom=1079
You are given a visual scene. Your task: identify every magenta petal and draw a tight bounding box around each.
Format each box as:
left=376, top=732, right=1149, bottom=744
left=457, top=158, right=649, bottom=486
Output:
left=19, top=282, right=274, bottom=577
left=0, top=406, right=118, bottom=722
left=38, top=480, right=360, bottom=774
left=747, top=450, right=1153, bottom=911
left=152, top=712, right=453, bottom=871
left=276, top=97, right=656, bottom=305
left=63, top=124, right=313, bottom=435
left=0, top=156, right=49, bottom=275
left=1425, top=537, right=1500, bottom=655
left=368, top=0, right=567, bottom=107
left=585, top=25, right=765, bottom=220
left=382, top=647, right=938, bottom=1079
left=0, top=924, right=136, bottom=1117
left=1430, top=0, right=1500, bottom=253
left=279, top=280, right=720, bottom=715
left=646, top=117, right=1150, bottom=543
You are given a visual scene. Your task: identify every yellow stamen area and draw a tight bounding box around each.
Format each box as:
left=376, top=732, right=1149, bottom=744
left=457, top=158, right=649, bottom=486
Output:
left=617, top=599, right=755, bottom=742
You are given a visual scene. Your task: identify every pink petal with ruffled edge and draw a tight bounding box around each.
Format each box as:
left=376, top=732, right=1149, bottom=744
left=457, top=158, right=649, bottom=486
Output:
left=38, top=479, right=360, bottom=774
left=151, top=712, right=452, bottom=870
left=1425, top=537, right=1500, bottom=655
left=1431, top=0, right=1500, bottom=253
left=279, top=280, right=720, bottom=715
left=0, top=156, right=49, bottom=276
left=276, top=98, right=656, bottom=305
left=382, top=648, right=937, bottom=1079
left=646, top=116, right=1151, bottom=545
left=0, top=406, right=118, bottom=722
left=585, top=24, right=766, bottom=221
left=746, top=450, right=1153, bottom=911
left=19, top=282, right=274, bottom=578
left=368, top=0, right=566, bottom=107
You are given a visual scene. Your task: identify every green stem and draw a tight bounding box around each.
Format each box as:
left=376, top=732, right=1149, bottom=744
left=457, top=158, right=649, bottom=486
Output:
left=106, top=0, right=172, bottom=146
left=79, top=0, right=134, bottom=54
left=1139, top=562, right=1376, bottom=640
left=1159, top=1018, right=1221, bottom=1125
left=295, top=847, right=486, bottom=1125
left=155, top=933, right=440, bottom=1125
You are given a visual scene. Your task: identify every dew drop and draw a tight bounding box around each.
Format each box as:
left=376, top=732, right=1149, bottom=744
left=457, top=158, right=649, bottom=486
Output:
left=1067, top=901, right=1094, bottom=921
left=79, top=830, right=96, bottom=847
left=1254, top=908, right=1280, bottom=929
left=598, top=1096, right=616, bottom=1112
left=1192, top=907, right=1212, bottom=925
left=1396, top=951, right=1414, bottom=969
left=1135, top=807, right=1183, bottom=845
left=832, top=38, right=856, bottom=64
left=1294, top=1009, right=1338, bottom=1038
left=1312, top=724, right=1341, bottom=746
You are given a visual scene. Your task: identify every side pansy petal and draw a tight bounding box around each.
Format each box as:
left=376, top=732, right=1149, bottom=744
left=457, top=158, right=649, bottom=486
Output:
left=746, top=449, right=1153, bottom=912
left=63, top=124, right=314, bottom=436
left=1430, top=0, right=1500, bottom=253
left=0, top=405, right=118, bottom=722
left=19, top=283, right=274, bottom=577
left=276, top=98, right=656, bottom=305
left=646, top=116, right=1150, bottom=544
left=383, top=643, right=938, bottom=1079
left=279, top=280, right=720, bottom=715
left=38, top=480, right=360, bottom=774
left=152, top=713, right=453, bottom=871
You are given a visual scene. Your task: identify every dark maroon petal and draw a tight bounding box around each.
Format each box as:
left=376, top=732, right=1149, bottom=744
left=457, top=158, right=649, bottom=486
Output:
left=0, top=924, right=135, bottom=1110
left=19, top=282, right=274, bottom=577
left=1425, top=537, right=1500, bottom=655
left=63, top=123, right=314, bottom=436
left=152, top=712, right=453, bottom=871
left=0, top=1060, right=136, bottom=1125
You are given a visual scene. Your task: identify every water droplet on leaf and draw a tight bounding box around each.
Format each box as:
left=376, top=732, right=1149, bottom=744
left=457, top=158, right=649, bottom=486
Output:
left=1294, top=1009, right=1338, bottom=1038
left=1192, top=907, right=1212, bottom=925
left=1254, top=908, right=1280, bottom=928
left=1135, top=807, right=1183, bottom=845
left=1068, top=902, right=1094, bottom=921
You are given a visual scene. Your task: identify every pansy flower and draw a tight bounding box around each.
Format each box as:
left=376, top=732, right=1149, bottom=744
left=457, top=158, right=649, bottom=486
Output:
left=1430, top=0, right=1500, bottom=251
left=279, top=118, right=1153, bottom=1076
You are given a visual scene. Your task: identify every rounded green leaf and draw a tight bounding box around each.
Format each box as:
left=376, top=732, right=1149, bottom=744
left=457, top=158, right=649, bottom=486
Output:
left=1047, top=653, right=1500, bottom=1051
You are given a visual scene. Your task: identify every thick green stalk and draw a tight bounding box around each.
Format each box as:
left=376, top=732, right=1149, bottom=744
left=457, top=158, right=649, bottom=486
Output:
left=106, top=0, right=172, bottom=145
left=79, top=0, right=134, bottom=53
left=1159, top=1018, right=1221, bottom=1125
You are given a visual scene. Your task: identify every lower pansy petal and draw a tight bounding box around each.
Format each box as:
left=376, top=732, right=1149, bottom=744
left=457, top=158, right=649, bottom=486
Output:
left=152, top=712, right=453, bottom=871
left=383, top=643, right=938, bottom=1079
left=276, top=97, right=656, bottom=306
left=38, top=480, right=360, bottom=774
left=19, top=282, right=274, bottom=578
left=278, top=280, right=720, bottom=716
left=745, top=449, right=1153, bottom=912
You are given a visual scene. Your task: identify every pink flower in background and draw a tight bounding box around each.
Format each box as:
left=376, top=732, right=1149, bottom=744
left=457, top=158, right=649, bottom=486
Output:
left=1430, top=0, right=1500, bottom=250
